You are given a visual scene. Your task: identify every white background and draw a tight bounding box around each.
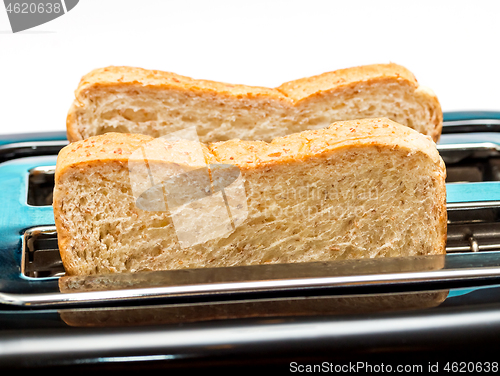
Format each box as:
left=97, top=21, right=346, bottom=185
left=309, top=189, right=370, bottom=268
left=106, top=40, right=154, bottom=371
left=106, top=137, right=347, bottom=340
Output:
left=0, top=0, right=499, bottom=135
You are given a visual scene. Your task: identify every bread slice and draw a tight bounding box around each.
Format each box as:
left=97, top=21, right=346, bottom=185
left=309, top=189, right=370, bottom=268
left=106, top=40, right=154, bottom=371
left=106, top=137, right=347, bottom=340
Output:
left=53, top=118, right=446, bottom=277
left=66, top=63, right=443, bottom=144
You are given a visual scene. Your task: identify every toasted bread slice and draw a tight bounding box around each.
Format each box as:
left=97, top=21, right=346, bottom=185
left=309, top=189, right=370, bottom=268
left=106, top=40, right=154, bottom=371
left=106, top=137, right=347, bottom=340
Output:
left=54, top=118, right=446, bottom=276
left=67, top=63, right=442, bottom=143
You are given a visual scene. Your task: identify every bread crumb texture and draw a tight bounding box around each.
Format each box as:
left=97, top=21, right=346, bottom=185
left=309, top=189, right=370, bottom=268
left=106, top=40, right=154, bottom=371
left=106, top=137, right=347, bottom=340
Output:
left=54, top=118, right=447, bottom=276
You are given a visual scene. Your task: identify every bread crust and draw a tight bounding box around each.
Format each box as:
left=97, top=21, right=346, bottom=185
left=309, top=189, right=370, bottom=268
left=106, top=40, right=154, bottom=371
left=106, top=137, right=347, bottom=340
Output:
left=57, top=119, right=443, bottom=178
left=276, top=63, right=418, bottom=100
left=54, top=118, right=447, bottom=275
left=209, top=118, right=442, bottom=169
left=66, top=63, right=443, bottom=142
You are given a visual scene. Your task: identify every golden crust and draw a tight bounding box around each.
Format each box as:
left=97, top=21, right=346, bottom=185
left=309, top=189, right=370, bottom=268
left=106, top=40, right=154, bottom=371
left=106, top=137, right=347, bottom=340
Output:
left=276, top=63, right=418, bottom=100
left=66, top=63, right=443, bottom=142
left=209, top=118, right=442, bottom=169
left=73, top=66, right=288, bottom=102
left=57, top=118, right=441, bottom=177
left=54, top=132, right=153, bottom=182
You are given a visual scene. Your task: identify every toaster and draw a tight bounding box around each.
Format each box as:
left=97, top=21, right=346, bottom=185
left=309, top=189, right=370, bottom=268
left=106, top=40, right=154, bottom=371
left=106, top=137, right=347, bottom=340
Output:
left=2, top=112, right=500, bottom=371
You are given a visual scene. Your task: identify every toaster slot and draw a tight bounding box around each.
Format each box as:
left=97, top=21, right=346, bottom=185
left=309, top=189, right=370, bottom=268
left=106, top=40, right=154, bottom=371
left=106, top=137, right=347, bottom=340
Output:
left=446, top=155, right=500, bottom=183
left=439, top=144, right=500, bottom=182
left=22, top=226, right=65, bottom=278
left=439, top=116, right=500, bottom=181
left=27, top=166, right=56, bottom=206
left=447, top=205, right=500, bottom=253
left=0, top=140, right=67, bottom=164
left=442, top=118, right=500, bottom=134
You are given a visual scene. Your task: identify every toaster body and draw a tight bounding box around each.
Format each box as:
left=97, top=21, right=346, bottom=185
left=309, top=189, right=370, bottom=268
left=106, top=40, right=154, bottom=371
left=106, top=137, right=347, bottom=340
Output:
left=2, top=112, right=500, bottom=370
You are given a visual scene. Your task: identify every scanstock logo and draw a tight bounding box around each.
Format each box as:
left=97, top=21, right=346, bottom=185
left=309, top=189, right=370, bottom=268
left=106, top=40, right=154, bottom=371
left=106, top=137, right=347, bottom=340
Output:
left=3, top=0, right=79, bottom=33
left=128, top=127, right=248, bottom=248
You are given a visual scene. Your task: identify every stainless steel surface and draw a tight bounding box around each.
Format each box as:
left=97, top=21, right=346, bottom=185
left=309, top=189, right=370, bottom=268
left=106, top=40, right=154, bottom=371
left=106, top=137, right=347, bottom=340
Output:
left=438, top=142, right=500, bottom=165
left=442, top=118, right=500, bottom=133
left=0, top=140, right=68, bottom=164
left=22, top=225, right=64, bottom=278
left=28, top=165, right=56, bottom=174
left=6, top=249, right=500, bottom=308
